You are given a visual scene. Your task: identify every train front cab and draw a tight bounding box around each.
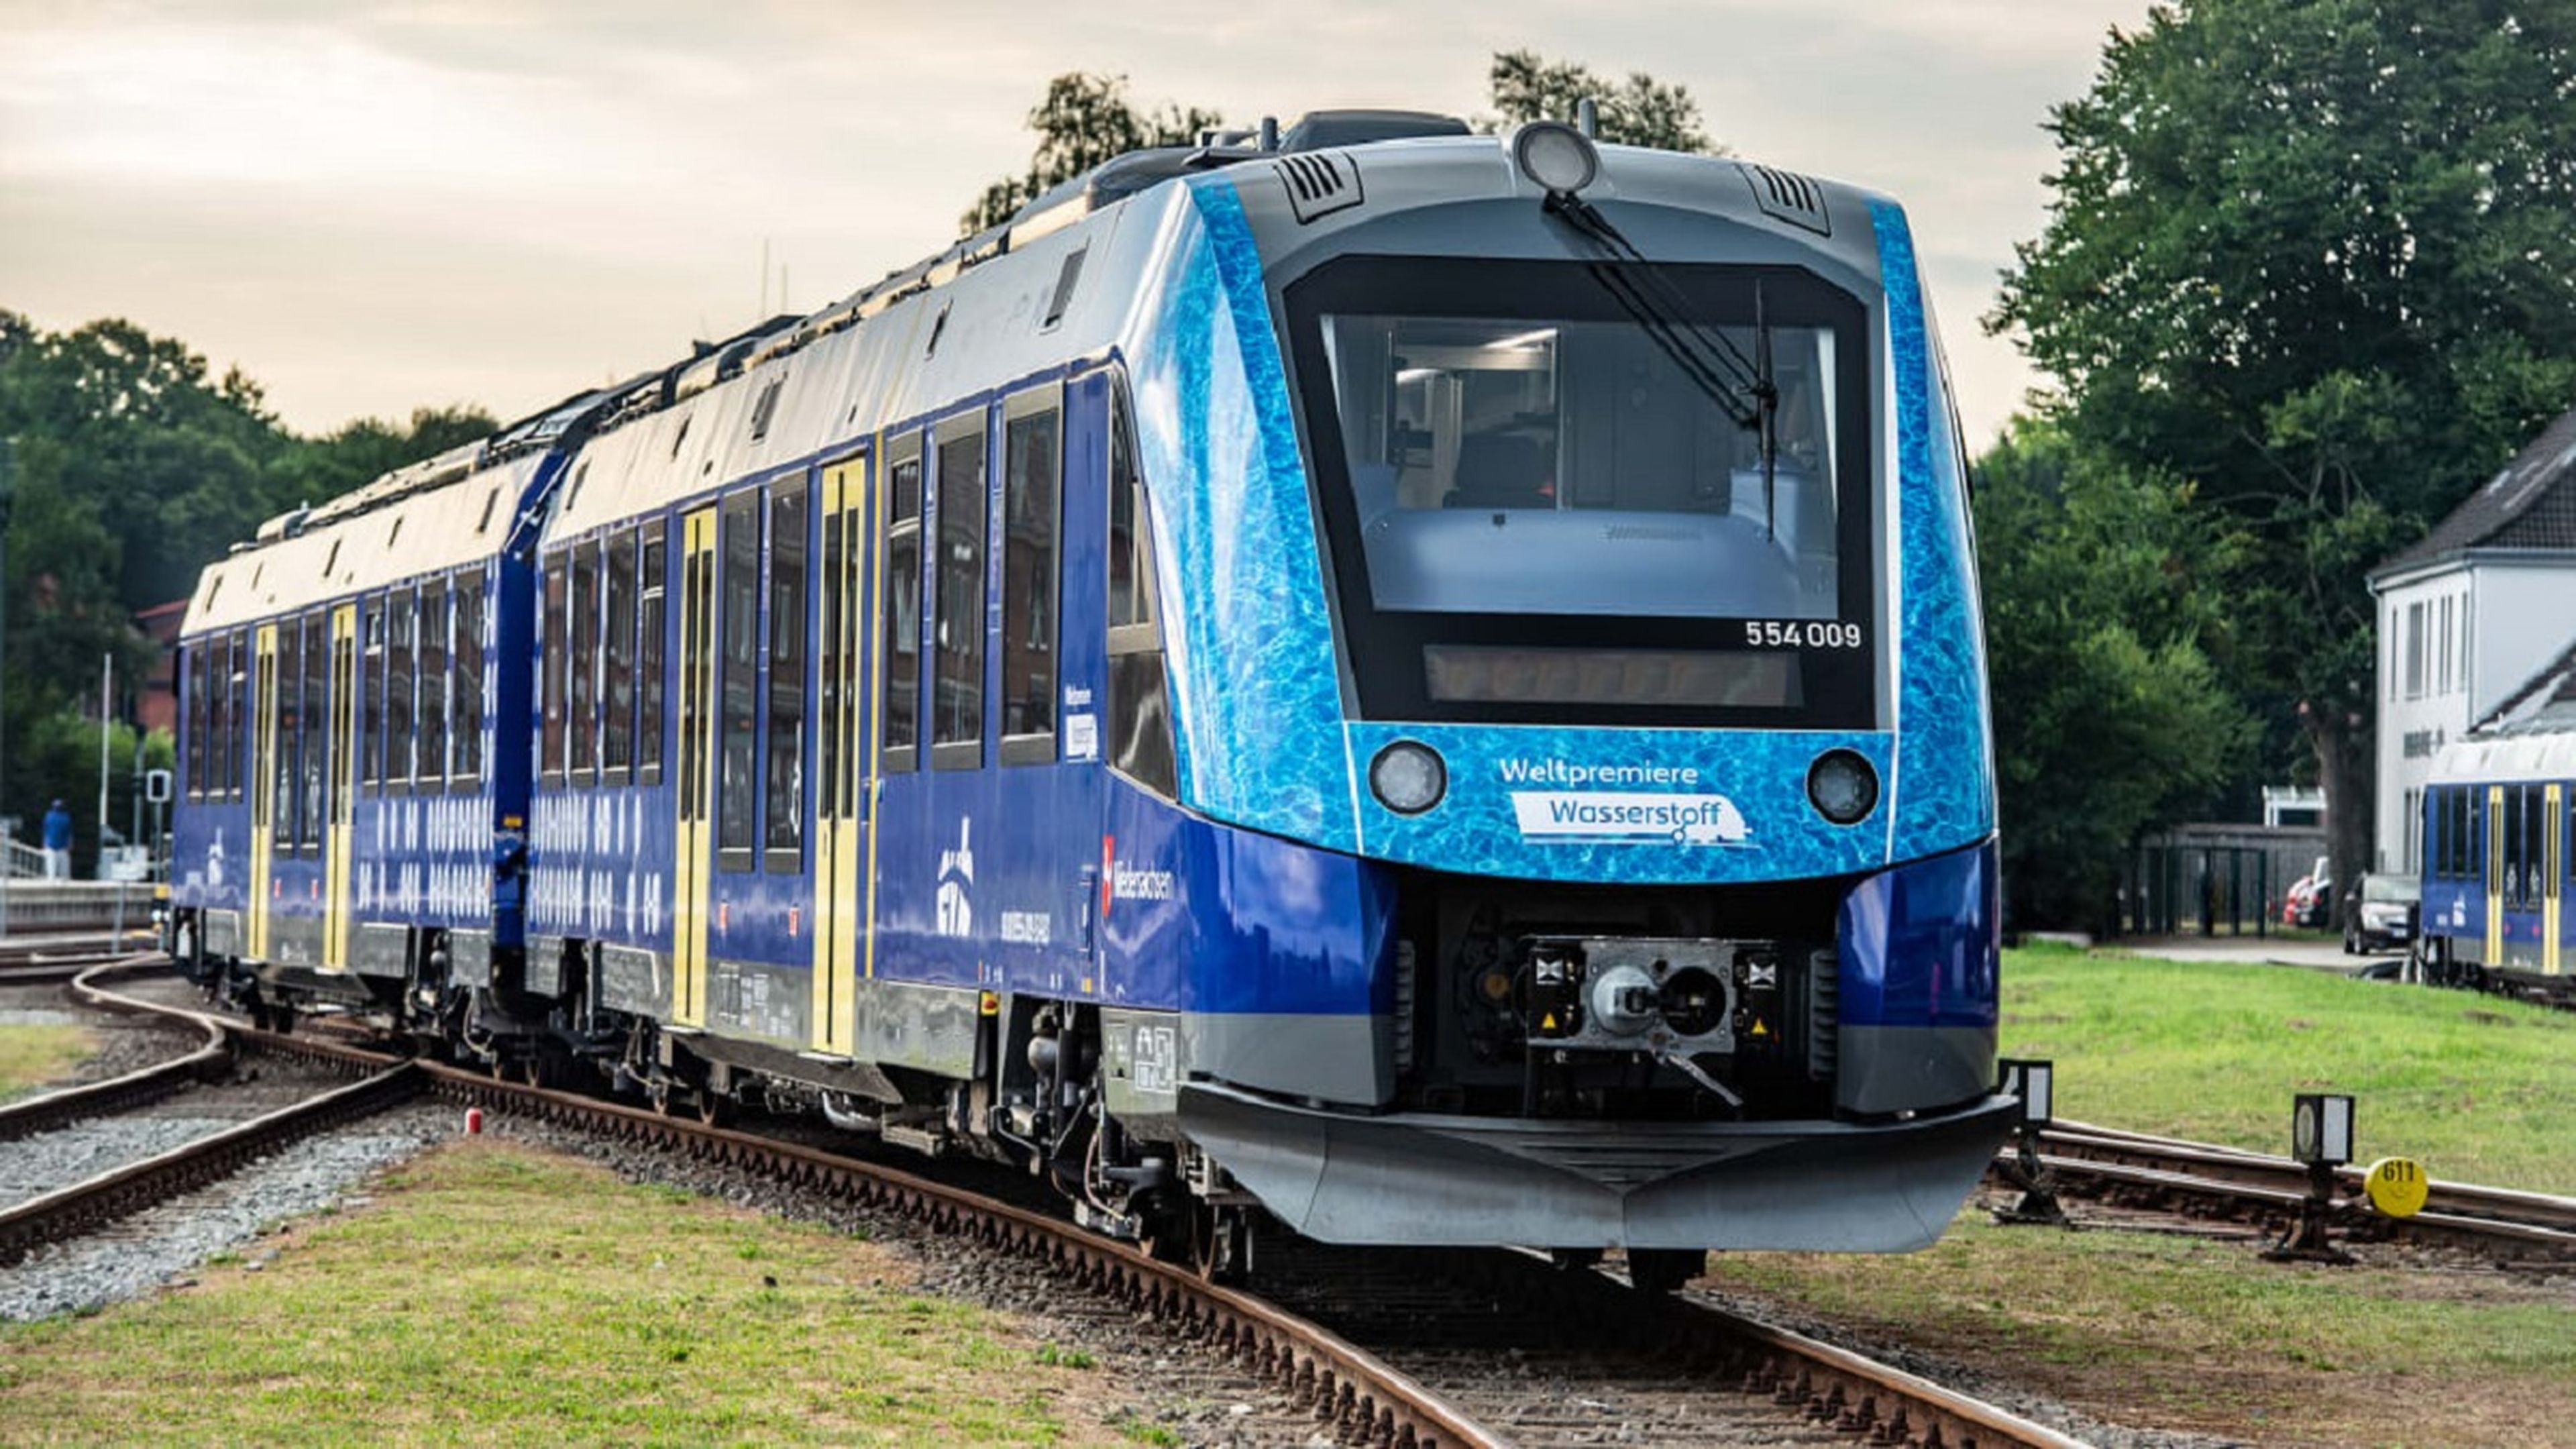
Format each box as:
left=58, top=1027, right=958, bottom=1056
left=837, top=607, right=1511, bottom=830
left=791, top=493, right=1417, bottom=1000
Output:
left=1093, top=154, right=2019, bottom=1254
left=2420, top=773, right=2571, bottom=993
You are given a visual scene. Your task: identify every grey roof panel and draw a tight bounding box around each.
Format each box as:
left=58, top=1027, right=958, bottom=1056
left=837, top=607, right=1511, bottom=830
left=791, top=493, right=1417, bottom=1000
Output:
left=2377, top=405, right=2576, bottom=576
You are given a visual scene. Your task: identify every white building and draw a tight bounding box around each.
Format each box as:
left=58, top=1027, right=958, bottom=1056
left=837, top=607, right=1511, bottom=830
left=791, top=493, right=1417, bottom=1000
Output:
left=2369, top=409, right=2576, bottom=872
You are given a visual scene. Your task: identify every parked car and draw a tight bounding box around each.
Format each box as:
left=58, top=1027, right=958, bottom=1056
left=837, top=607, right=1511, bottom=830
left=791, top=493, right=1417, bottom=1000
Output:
left=2282, top=855, right=2331, bottom=928
left=2344, top=873, right=2420, bottom=954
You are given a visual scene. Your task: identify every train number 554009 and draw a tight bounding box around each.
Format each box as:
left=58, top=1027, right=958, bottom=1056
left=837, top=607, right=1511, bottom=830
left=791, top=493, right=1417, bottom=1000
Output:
left=1743, top=620, right=1863, bottom=649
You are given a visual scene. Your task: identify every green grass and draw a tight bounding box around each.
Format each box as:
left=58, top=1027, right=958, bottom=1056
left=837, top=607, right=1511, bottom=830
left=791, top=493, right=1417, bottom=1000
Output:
left=1702, top=1212, right=2576, bottom=1447
left=1695, top=943, right=2576, bottom=1445
left=0, top=1142, right=1128, bottom=1445
left=2002, top=943, right=2576, bottom=1191
left=0, top=1022, right=95, bottom=1102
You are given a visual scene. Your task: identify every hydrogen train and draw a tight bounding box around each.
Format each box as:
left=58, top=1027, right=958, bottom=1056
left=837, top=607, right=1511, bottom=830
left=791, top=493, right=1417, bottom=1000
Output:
left=165, top=110, right=2010, bottom=1283
left=2415, top=731, right=2573, bottom=1002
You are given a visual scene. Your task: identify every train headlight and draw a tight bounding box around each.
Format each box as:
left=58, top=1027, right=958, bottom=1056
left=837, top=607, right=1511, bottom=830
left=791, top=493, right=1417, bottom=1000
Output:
left=1511, top=121, right=1600, bottom=197
left=1368, top=741, right=1447, bottom=815
left=1806, top=749, right=1879, bottom=825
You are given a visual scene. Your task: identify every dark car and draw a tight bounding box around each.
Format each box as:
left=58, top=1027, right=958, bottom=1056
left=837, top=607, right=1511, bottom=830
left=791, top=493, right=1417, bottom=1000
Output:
left=2343, top=873, right=2420, bottom=954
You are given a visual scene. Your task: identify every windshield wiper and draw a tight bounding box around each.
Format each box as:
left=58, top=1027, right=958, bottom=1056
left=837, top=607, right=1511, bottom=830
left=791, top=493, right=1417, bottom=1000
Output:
left=1544, top=192, right=1783, bottom=537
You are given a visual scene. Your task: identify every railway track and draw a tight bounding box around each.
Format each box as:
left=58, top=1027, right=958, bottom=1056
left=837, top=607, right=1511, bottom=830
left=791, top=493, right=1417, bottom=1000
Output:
left=46, top=955, right=2089, bottom=1448
left=2019, top=1118, right=2576, bottom=1263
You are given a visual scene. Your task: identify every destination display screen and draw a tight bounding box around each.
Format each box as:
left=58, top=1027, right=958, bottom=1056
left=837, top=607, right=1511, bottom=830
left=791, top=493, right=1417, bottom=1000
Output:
left=1424, top=645, right=1798, bottom=709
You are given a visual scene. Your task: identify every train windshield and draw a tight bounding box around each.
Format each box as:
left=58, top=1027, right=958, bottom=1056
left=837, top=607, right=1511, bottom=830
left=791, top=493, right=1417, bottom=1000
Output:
left=1286, top=255, right=1875, bottom=728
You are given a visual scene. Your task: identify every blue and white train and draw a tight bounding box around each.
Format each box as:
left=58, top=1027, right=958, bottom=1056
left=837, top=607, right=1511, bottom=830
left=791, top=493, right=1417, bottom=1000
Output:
left=167, top=111, right=2010, bottom=1282
left=2416, top=731, right=2573, bottom=999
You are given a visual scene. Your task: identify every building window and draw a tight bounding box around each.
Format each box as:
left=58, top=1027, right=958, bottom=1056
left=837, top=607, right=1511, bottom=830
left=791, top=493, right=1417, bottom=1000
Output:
left=2404, top=601, right=2425, bottom=700
left=765, top=480, right=808, bottom=867
left=931, top=419, right=987, bottom=768
left=2436, top=594, right=2453, bottom=696
left=881, top=439, right=922, bottom=771
left=717, top=491, right=761, bottom=868
left=1001, top=395, right=1061, bottom=764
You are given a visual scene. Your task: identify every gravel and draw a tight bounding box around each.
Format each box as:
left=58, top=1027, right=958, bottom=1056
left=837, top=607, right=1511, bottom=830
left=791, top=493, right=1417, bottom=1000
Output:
left=0, top=1102, right=449, bottom=1324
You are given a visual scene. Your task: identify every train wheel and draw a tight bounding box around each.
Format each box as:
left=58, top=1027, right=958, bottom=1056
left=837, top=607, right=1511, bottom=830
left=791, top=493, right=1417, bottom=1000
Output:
left=1147, top=1201, right=1250, bottom=1285
left=1625, top=1249, right=1705, bottom=1294
left=695, top=1088, right=733, bottom=1128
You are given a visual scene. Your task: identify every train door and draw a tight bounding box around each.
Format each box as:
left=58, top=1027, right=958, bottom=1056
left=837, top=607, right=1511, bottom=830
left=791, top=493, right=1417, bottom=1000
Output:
left=247, top=623, right=279, bottom=962
left=2547, top=783, right=2565, bottom=977
left=322, top=605, right=357, bottom=971
left=672, top=507, right=718, bottom=1028
left=810, top=452, right=867, bottom=1057
left=2484, top=784, right=2506, bottom=965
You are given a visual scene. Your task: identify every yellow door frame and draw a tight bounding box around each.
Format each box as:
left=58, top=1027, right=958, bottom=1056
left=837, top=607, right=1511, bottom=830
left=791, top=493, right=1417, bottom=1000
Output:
left=247, top=624, right=278, bottom=962
left=810, top=453, right=867, bottom=1057
left=323, top=605, right=357, bottom=971
left=2485, top=784, right=2506, bottom=965
left=2546, top=783, right=2564, bottom=977
left=672, top=508, right=718, bottom=1029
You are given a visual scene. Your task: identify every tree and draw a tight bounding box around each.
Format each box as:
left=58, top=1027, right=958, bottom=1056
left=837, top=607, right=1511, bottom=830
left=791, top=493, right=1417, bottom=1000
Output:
left=1974, top=420, right=2251, bottom=932
left=961, top=74, right=1224, bottom=233
left=1990, top=1, right=2576, bottom=924
left=1486, top=49, right=1719, bottom=154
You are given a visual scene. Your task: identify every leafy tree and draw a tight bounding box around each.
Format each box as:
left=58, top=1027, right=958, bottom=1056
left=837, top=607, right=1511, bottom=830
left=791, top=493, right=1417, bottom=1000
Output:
left=961, top=74, right=1224, bottom=233
left=0, top=309, right=491, bottom=831
left=1486, top=49, right=1719, bottom=154
left=1990, top=1, right=2576, bottom=920
left=1976, top=419, right=2251, bottom=932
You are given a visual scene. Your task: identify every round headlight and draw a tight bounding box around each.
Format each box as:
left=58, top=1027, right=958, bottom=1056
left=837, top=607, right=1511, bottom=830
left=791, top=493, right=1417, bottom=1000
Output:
left=1369, top=741, right=1447, bottom=815
left=1511, top=121, right=1600, bottom=195
left=1806, top=749, right=1879, bottom=825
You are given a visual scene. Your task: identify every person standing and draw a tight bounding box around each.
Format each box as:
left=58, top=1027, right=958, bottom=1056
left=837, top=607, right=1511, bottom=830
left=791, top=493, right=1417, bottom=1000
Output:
left=41, top=799, right=72, bottom=879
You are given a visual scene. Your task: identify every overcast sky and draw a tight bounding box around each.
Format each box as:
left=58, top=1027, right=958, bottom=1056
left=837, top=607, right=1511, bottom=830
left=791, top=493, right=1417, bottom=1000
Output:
left=0, top=1, right=2156, bottom=450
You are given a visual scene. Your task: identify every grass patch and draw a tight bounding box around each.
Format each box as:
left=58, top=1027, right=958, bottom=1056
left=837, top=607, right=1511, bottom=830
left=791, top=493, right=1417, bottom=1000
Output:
left=0, top=1141, right=1135, bottom=1444
left=2002, top=944, right=2576, bottom=1191
left=0, top=1022, right=95, bottom=1102
left=1703, top=1212, right=2576, bottom=1447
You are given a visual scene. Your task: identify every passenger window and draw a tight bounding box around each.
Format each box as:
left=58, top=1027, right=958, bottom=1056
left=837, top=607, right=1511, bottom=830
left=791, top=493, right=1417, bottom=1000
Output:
left=881, top=439, right=922, bottom=772
left=274, top=619, right=303, bottom=853
left=453, top=574, right=486, bottom=788
left=765, top=480, right=808, bottom=868
left=717, top=491, right=761, bottom=869
left=570, top=541, right=598, bottom=786
left=541, top=555, right=568, bottom=784
left=388, top=586, right=417, bottom=790
left=186, top=643, right=209, bottom=801
left=360, top=605, right=383, bottom=794
left=1001, top=394, right=1061, bottom=765
left=931, top=419, right=987, bottom=769
left=637, top=525, right=667, bottom=784
left=299, top=611, right=325, bottom=855
left=227, top=629, right=248, bottom=800
left=1105, top=378, right=1177, bottom=798
left=604, top=530, right=637, bottom=781
left=419, top=579, right=449, bottom=786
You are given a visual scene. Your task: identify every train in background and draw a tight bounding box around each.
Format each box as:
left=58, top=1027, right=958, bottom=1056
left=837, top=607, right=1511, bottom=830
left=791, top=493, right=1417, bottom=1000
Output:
left=164, top=109, right=2010, bottom=1285
left=2416, top=730, right=2574, bottom=1003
